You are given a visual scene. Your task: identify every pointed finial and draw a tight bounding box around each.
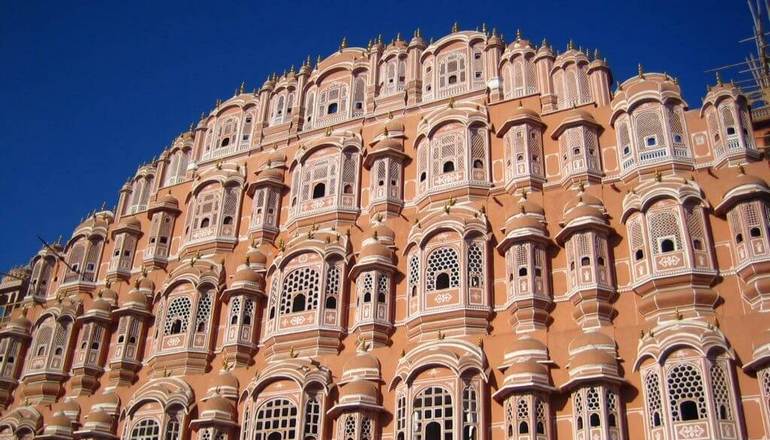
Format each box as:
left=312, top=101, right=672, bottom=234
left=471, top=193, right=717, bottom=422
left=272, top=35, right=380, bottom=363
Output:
left=305, top=55, right=311, bottom=66
left=715, top=71, right=722, bottom=86
left=339, top=37, right=348, bottom=50
left=396, top=32, right=402, bottom=42
left=414, top=28, right=421, bottom=38
left=448, top=96, right=455, bottom=108
left=593, top=49, right=600, bottom=60
left=567, top=39, right=574, bottom=50
left=638, top=63, right=644, bottom=78
left=516, top=28, right=522, bottom=40
left=481, top=23, right=487, bottom=34
left=239, top=81, right=245, bottom=94
left=452, top=22, right=459, bottom=33
left=315, top=55, right=321, bottom=68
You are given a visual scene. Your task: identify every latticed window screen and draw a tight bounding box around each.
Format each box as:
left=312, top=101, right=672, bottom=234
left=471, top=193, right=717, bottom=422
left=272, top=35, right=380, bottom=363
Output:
left=304, top=395, right=321, bottom=438
left=470, top=128, right=486, bottom=173
left=617, top=120, right=631, bottom=155
left=164, top=297, right=192, bottom=335
left=165, top=414, right=181, bottom=440
left=685, top=204, right=707, bottom=249
left=425, top=247, right=460, bottom=291
left=229, top=297, right=242, bottom=325
left=438, top=51, right=466, bottom=89
left=130, top=419, right=160, bottom=440
left=535, top=399, right=546, bottom=434
left=413, top=386, right=453, bottom=440
left=408, top=255, right=420, bottom=296
left=463, top=384, right=479, bottom=428
left=377, top=274, right=389, bottom=302
left=644, top=371, right=664, bottom=427
left=360, top=273, right=373, bottom=303
left=254, top=399, right=298, bottom=440
left=668, top=106, right=686, bottom=143
left=343, top=415, right=356, bottom=440
left=280, top=267, right=321, bottom=314
left=628, top=216, right=645, bottom=259
left=396, top=393, right=407, bottom=436
left=666, top=362, right=708, bottom=421
left=516, top=397, right=529, bottom=433
left=342, top=151, right=358, bottom=193
left=326, top=263, right=341, bottom=301
left=720, top=105, right=736, bottom=133
left=244, top=299, right=255, bottom=324
left=361, top=417, right=372, bottom=440
left=195, top=293, right=212, bottom=332
left=647, top=208, right=682, bottom=254
left=467, top=242, right=484, bottom=288
left=635, top=108, right=667, bottom=149
left=710, top=362, right=733, bottom=420
left=606, top=390, right=619, bottom=427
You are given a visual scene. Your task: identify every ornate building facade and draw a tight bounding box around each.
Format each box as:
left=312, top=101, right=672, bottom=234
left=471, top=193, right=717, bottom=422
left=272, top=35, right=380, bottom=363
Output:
left=1, top=24, right=770, bottom=440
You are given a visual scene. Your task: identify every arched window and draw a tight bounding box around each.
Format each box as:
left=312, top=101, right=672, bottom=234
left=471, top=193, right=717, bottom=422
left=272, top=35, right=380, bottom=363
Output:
left=644, top=371, right=664, bottom=428
left=426, top=248, right=460, bottom=291
left=253, top=399, right=298, bottom=440
left=413, top=387, right=453, bottom=440
left=312, top=183, right=326, bottom=199
left=667, top=363, right=707, bottom=421
left=163, top=297, right=192, bottom=336
left=660, top=238, right=675, bottom=253
left=328, top=103, right=338, bottom=114
left=442, top=161, right=455, bottom=173
left=280, top=266, right=321, bottom=315
left=130, top=419, right=160, bottom=440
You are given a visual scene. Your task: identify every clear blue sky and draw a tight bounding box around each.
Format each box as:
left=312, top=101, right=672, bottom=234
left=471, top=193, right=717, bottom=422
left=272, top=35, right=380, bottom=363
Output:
left=0, top=0, right=753, bottom=270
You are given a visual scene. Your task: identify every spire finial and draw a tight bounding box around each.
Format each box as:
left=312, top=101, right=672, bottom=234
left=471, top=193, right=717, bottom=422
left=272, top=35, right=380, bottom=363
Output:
left=638, top=63, right=644, bottom=78
left=396, top=32, right=401, bottom=41
left=481, top=22, right=487, bottom=34
left=567, top=39, right=574, bottom=50
left=339, top=36, right=347, bottom=50
left=239, top=81, right=245, bottom=94
left=594, top=48, right=600, bottom=60
left=716, top=71, right=722, bottom=86
left=315, top=55, right=321, bottom=68
left=451, top=22, right=459, bottom=33
left=413, top=28, right=421, bottom=39
left=516, top=28, right=522, bottom=40
left=305, top=55, right=311, bottom=66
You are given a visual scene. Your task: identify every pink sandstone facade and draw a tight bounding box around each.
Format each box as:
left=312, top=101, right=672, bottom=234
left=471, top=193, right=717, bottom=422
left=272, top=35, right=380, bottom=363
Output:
left=1, top=25, right=769, bottom=440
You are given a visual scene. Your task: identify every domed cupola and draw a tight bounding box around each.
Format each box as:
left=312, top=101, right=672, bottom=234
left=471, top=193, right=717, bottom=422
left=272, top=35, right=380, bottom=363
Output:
left=222, top=260, right=267, bottom=367
left=329, top=342, right=385, bottom=439
left=703, top=75, right=760, bottom=167
left=350, top=229, right=398, bottom=347
left=556, top=188, right=616, bottom=328
left=497, top=195, right=553, bottom=331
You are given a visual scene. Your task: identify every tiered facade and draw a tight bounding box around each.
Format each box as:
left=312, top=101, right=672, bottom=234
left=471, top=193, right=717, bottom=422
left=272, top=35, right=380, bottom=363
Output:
left=2, top=24, right=770, bottom=440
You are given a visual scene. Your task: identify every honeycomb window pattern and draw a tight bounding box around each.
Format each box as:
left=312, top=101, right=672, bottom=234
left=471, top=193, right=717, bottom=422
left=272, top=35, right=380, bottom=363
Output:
left=280, top=267, right=321, bottom=314
left=425, top=247, right=460, bottom=291
left=666, top=362, right=707, bottom=421
left=254, top=398, right=298, bottom=440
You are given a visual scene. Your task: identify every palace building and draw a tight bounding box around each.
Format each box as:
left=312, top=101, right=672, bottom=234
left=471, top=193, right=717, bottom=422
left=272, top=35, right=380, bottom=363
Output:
left=2, top=23, right=770, bottom=440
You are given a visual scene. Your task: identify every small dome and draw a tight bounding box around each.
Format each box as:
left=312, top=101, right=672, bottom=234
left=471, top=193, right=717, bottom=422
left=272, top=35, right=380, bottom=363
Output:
left=9, top=313, right=31, bottom=330
left=211, top=369, right=239, bottom=391
left=91, top=297, right=112, bottom=313
left=385, top=120, right=405, bottom=132
left=563, top=204, right=606, bottom=224
left=257, top=167, right=284, bottom=181
left=87, top=410, right=114, bottom=425
left=371, top=138, right=404, bottom=153
left=564, top=193, right=603, bottom=213
left=340, top=379, right=379, bottom=402
left=246, top=247, right=267, bottom=265
left=509, top=337, right=548, bottom=354
left=98, top=285, right=118, bottom=303
left=59, top=400, right=81, bottom=413
left=124, top=288, right=148, bottom=308
left=569, top=331, right=615, bottom=353
left=200, top=395, right=236, bottom=417
left=359, top=240, right=393, bottom=261
left=569, top=348, right=616, bottom=370
left=722, top=170, right=768, bottom=199
left=234, top=264, right=261, bottom=283
left=118, top=216, right=141, bottom=229
left=373, top=223, right=395, bottom=241
left=505, top=359, right=548, bottom=377
left=137, top=277, right=155, bottom=291
left=47, top=412, right=71, bottom=429
left=343, top=351, right=381, bottom=375
left=159, top=193, right=179, bottom=206
left=266, top=151, right=287, bottom=165
left=505, top=215, right=546, bottom=232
